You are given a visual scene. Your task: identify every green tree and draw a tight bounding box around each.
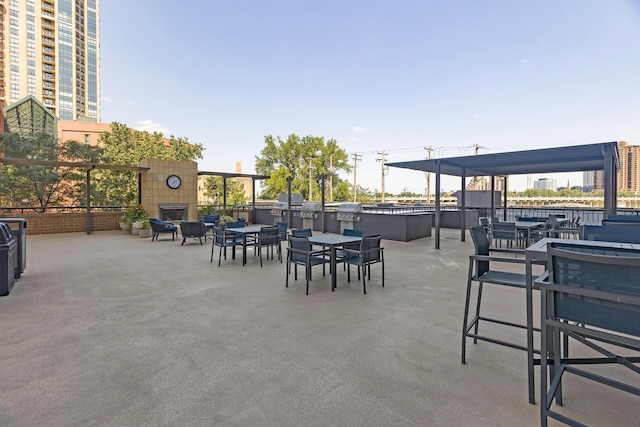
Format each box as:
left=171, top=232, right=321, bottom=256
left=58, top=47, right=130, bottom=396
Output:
left=333, top=181, right=353, bottom=202
left=0, top=132, right=102, bottom=210
left=556, top=187, right=584, bottom=197
left=522, top=188, right=556, bottom=197
left=203, top=176, right=247, bottom=208
left=93, top=123, right=205, bottom=205
left=255, top=134, right=350, bottom=200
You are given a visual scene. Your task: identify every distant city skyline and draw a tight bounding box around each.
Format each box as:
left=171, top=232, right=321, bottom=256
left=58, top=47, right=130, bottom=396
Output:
left=94, top=1, right=639, bottom=195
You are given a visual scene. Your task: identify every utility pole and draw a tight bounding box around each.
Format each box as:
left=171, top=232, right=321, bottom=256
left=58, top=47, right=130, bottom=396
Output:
left=376, top=151, right=388, bottom=202
left=352, top=153, right=362, bottom=202
left=307, top=157, right=315, bottom=201
left=329, top=155, right=333, bottom=202
left=470, top=143, right=488, bottom=156
left=424, top=146, right=433, bottom=204
left=468, top=144, right=489, bottom=189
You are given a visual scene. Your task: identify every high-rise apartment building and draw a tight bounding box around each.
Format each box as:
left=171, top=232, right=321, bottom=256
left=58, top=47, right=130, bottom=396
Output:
left=0, top=0, right=100, bottom=121
left=584, top=141, right=640, bottom=194
left=618, top=141, right=640, bottom=194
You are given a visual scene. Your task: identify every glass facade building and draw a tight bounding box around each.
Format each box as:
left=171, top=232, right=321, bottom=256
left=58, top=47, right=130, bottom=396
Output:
left=0, top=0, right=100, bottom=121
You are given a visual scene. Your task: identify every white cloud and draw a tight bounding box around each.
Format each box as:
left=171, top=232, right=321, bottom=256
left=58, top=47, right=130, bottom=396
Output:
left=520, top=58, right=529, bottom=63
left=126, top=101, right=136, bottom=106
left=473, top=114, right=481, bottom=120
left=134, top=119, right=170, bottom=135
left=101, top=96, right=112, bottom=102
left=350, top=136, right=357, bottom=141
left=353, top=126, right=366, bottom=132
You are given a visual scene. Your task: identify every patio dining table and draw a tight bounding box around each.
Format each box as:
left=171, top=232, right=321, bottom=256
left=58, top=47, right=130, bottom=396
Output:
left=307, top=234, right=362, bottom=291
left=226, top=225, right=263, bottom=265
left=524, top=237, right=640, bottom=404
left=514, top=221, right=546, bottom=247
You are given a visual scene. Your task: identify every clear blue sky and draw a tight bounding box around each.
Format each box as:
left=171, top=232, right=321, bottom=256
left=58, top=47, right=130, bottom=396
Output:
left=100, top=1, right=640, bottom=194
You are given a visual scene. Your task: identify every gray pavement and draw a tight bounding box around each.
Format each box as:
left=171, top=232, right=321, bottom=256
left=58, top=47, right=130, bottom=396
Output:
left=0, top=228, right=636, bottom=426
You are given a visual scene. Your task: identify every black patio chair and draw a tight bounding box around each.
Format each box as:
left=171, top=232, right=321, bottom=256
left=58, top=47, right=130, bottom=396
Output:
left=538, top=244, right=640, bottom=426
left=225, top=219, right=246, bottom=229
left=201, top=214, right=220, bottom=238
left=582, top=224, right=640, bottom=244
left=548, top=214, right=580, bottom=239
left=491, top=222, right=520, bottom=248
left=255, top=226, right=282, bottom=267
left=336, top=228, right=364, bottom=270
left=290, top=228, right=312, bottom=238
left=180, top=222, right=207, bottom=246
left=479, top=217, right=491, bottom=237
left=210, top=226, right=242, bottom=266
left=462, top=226, right=531, bottom=364
left=149, top=218, right=177, bottom=241
left=202, top=214, right=220, bottom=224
left=285, top=236, right=329, bottom=295
left=275, top=222, right=288, bottom=241
left=342, top=234, right=384, bottom=295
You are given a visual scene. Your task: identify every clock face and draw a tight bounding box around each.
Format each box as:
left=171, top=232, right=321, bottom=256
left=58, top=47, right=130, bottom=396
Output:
left=167, top=175, right=182, bottom=189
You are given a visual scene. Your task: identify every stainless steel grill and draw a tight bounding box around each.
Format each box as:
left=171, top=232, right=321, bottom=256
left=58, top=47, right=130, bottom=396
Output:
left=336, top=203, right=362, bottom=222
left=270, top=202, right=289, bottom=216
left=300, top=202, right=322, bottom=219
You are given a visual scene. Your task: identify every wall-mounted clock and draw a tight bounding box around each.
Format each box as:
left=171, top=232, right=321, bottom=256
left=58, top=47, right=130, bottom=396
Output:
left=166, top=174, right=182, bottom=189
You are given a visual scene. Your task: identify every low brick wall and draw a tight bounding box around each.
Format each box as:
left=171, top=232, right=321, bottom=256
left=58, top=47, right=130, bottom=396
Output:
left=0, top=212, right=123, bottom=235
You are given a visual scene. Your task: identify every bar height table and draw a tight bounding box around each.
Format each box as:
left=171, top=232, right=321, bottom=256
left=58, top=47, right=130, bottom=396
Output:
left=524, top=237, right=639, bottom=404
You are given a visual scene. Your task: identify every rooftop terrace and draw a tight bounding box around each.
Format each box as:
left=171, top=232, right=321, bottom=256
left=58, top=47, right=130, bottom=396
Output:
left=0, top=228, right=636, bottom=426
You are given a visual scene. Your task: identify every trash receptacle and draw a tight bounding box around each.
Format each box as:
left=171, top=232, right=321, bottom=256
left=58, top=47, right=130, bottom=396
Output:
left=0, top=218, right=26, bottom=278
left=0, top=223, right=17, bottom=296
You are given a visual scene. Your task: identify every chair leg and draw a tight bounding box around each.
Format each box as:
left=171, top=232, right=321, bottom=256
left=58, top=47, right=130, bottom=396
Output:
left=462, top=261, right=474, bottom=364
left=473, top=282, right=484, bottom=344
left=361, top=265, right=367, bottom=295
left=181, top=238, right=185, bottom=246
left=286, top=259, right=290, bottom=288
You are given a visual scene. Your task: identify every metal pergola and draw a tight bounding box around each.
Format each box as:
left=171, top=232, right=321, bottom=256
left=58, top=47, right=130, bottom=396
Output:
left=387, top=141, right=619, bottom=249
left=197, top=171, right=270, bottom=219
left=0, top=156, right=149, bottom=234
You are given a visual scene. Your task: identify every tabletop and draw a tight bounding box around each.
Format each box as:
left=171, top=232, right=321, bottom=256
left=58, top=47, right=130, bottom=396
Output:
left=526, top=237, right=639, bottom=258
left=226, top=226, right=263, bottom=234
left=308, top=235, right=362, bottom=246
left=513, top=221, right=546, bottom=230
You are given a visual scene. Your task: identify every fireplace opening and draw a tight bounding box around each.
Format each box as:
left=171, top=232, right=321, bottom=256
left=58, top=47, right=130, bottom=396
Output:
left=158, top=204, right=188, bottom=222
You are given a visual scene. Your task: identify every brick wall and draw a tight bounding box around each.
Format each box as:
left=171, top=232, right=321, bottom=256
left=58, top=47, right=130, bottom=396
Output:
left=0, top=212, right=122, bottom=235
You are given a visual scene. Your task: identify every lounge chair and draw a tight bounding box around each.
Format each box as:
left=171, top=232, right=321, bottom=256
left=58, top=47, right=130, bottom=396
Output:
left=149, top=218, right=177, bottom=242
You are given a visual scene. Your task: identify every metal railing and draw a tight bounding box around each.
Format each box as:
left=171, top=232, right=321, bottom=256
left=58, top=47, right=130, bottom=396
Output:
left=0, top=205, right=128, bottom=214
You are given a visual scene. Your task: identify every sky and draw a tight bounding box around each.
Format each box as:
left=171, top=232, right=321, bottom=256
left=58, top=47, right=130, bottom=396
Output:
left=99, top=0, right=640, bottom=195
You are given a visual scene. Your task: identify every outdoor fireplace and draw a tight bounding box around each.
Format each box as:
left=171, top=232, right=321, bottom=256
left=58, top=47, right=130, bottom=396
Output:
left=158, top=204, right=188, bottom=222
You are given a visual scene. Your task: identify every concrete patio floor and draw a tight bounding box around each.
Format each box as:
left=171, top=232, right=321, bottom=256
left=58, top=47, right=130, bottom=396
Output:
left=0, top=227, right=636, bottom=426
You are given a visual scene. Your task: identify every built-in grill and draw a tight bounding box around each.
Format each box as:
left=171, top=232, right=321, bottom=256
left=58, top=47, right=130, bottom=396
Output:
left=301, top=202, right=322, bottom=229
left=271, top=202, right=289, bottom=224
left=337, top=203, right=362, bottom=233
left=300, top=202, right=322, bottom=219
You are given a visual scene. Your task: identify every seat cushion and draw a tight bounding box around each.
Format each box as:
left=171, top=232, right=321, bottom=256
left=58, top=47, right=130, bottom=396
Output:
left=477, top=271, right=526, bottom=288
